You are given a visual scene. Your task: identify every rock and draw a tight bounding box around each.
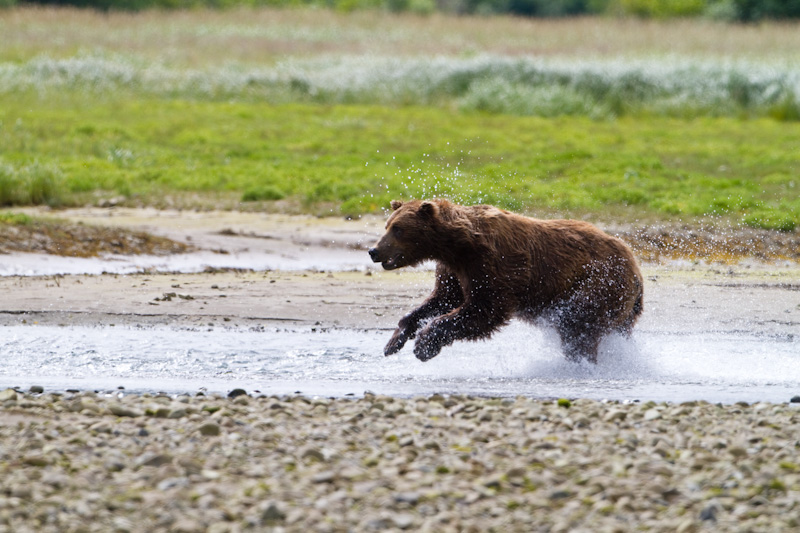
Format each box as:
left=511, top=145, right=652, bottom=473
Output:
left=643, top=408, right=662, bottom=421
left=23, top=454, right=51, bottom=467
left=311, top=471, right=336, bottom=483
left=603, top=409, right=627, bottom=422
left=198, top=423, right=221, bottom=436
left=107, top=403, right=143, bottom=417
left=392, top=513, right=416, bottom=529
left=261, top=502, right=286, bottom=524
left=790, top=396, right=800, bottom=403
left=394, top=492, right=421, bottom=505
left=157, top=477, right=189, bottom=491
left=170, top=519, right=204, bottom=533
left=0, top=388, right=18, bottom=402
left=29, top=385, right=44, bottom=394
left=112, top=517, right=134, bottom=533
left=301, top=446, right=326, bottom=462
left=168, top=407, right=188, bottom=419
left=227, top=388, right=248, bottom=399
left=135, top=452, right=173, bottom=468
left=104, top=456, right=126, bottom=472
left=699, top=501, right=720, bottom=522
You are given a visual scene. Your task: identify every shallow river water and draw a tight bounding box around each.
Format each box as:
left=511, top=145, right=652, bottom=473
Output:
left=1, top=321, right=797, bottom=403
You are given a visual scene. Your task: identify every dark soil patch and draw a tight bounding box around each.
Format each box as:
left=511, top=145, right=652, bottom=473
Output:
left=616, top=224, right=800, bottom=263
left=0, top=219, right=192, bottom=257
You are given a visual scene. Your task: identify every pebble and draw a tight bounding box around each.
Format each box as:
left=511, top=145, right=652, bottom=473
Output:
left=107, top=403, right=142, bottom=417
left=0, top=392, right=798, bottom=531
left=0, top=388, right=18, bottom=402
left=198, top=423, right=221, bottom=436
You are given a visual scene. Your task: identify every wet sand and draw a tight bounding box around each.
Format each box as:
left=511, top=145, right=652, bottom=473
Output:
left=0, top=265, right=798, bottom=340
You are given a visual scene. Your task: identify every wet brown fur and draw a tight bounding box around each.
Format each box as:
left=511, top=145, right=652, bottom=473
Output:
left=368, top=199, right=643, bottom=363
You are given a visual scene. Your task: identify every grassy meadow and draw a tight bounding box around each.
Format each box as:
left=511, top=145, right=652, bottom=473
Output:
left=1, top=7, right=800, bottom=230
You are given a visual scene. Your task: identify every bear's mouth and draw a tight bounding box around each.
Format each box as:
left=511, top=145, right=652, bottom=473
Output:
left=382, top=255, right=404, bottom=270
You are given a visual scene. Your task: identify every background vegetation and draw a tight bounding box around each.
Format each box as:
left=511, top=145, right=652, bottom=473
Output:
left=1, top=7, right=799, bottom=230
left=5, top=0, right=800, bottom=20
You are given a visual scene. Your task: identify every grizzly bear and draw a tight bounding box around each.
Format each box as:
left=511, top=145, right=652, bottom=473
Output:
left=368, top=199, right=643, bottom=363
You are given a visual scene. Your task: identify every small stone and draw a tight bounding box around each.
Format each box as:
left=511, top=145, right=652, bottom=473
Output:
left=29, top=385, right=44, bottom=394
left=198, top=423, right=221, bottom=436
left=202, top=469, right=221, bottom=480
left=0, top=388, right=18, bottom=402
left=168, top=407, right=188, bottom=419
left=170, top=519, right=203, bottom=533
left=301, top=447, right=326, bottom=462
left=700, top=502, right=720, bottom=522
left=157, top=477, right=189, bottom=491
left=23, top=454, right=51, bottom=467
left=603, top=409, right=627, bottom=422
left=261, top=502, right=286, bottom=524
left=90, top=422, right=113, bottom=434
left=135, top=452, right=173, bottom=468
left=790, top=396, right=800, bottom=403
left=105, top=457, right=126, bottom=472
left=643, top=408, right=662, bottom=421
left=311, top=470, right=336, bottom=483
left=394, top=492, right=421, bottom=505
left=227, top=388, right=247, bottom=399
left=107, top=403, right=142, bottom=417
left=392, top=513, right=415, bottom=530
left=112, top=517, right=134, bottom=533
left=79, top=397, right=102, bottom=413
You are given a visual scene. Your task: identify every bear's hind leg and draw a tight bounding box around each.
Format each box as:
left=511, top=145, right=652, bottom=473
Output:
left=558, top=328, right=601, bottom=364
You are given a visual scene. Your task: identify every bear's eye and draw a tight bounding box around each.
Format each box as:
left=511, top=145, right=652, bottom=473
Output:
left=392, top=226, right=404, bottom=239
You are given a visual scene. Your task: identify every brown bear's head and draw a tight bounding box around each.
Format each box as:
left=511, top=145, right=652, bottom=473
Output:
left=368, top=199, right=442, bottom=270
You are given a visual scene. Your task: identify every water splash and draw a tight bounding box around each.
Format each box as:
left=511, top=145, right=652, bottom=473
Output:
left=0, top=322, right=797, bottom=403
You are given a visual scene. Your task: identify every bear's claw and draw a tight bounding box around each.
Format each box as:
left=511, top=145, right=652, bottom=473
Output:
left=384, top=327, right=410, bottom=356
left=413, top=332, right=442, bottom=362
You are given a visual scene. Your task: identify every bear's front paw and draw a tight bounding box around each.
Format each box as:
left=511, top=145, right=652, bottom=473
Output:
left=413, top=331, right=442, bottom=362
left=384, top=327, right=410, bottom=356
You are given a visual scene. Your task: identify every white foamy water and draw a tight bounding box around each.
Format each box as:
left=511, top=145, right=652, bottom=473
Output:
left=0, top=249, right=369, bottom=276
left=1, top=322, right=797, bottom=403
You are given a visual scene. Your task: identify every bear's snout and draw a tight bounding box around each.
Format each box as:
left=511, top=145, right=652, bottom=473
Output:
left=368, top=247, right=380, bottom=262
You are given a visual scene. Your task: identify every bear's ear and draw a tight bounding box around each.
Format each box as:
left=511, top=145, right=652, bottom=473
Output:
left=390, top=200, right=404, bottom=211
left=418, top=201, right=438, bottom=220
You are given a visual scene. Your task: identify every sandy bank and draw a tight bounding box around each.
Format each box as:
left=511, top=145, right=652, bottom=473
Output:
left=0, top=266, right=798, bottom=337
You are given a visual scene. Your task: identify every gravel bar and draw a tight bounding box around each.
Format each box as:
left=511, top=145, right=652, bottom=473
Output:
left=1, top=389, right=799, bottom=532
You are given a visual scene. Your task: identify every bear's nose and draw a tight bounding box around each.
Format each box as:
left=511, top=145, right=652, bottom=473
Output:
left=368, top=248, right=379, bottom=262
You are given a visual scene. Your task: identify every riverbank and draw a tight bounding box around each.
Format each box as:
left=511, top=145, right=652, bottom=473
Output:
left=0, top=264, right=798, bottom=334
left=1, top=389, right=798, bottom=532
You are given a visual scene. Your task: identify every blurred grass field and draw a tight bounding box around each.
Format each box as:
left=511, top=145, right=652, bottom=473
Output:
left=1, top=7, right=799, bottom=230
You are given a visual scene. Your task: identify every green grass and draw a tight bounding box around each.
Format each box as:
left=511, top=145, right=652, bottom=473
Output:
left=0, top=159, right=64, bottom=207
left=1, top=93, right=798, bottom=229
left=2, top=9, right=800, bottom=230
left=0, top=211, right=34, bottom=225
